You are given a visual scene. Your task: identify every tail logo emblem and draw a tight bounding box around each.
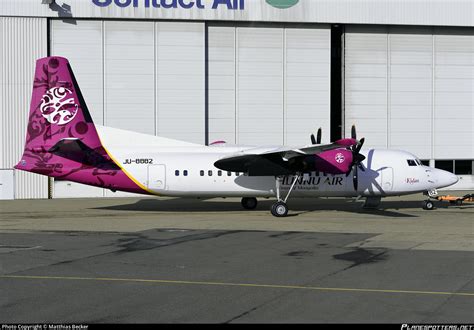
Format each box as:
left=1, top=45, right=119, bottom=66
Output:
left=40, top=87, right=78, bottom=125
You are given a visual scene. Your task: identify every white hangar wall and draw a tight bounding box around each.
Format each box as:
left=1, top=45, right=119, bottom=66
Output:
left=344, top=25, right=474, bottom=189
left=0, top=17, right=48, bottom=199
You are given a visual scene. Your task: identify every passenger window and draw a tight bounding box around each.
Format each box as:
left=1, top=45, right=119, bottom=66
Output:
left=407, top=160, right=417, bottom=166
left=218, top=170, right=222, bottom=176
left=236, top=172, right=240, bottom=176
left=175, top=170, right=180, bottom=176
left=183, top=170, right=188, bottom=176
left=227, top=171, right=232, bottom=176
left=208, top=170, right=213, bottom=176
left=200, top=170, right=204, bottom=176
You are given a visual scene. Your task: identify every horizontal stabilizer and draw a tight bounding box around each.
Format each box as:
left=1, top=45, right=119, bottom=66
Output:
left=48, top=138, right=119, bottom=170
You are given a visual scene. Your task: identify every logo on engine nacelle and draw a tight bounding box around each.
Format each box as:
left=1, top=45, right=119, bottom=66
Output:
left=335, top=153, right=345, bottom=164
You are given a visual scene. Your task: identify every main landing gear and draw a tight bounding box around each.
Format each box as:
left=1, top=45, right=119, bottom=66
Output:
left=241, top=197, right=258, bottom=210
left=270, top=174, right=300, bottom=217
left=423, top=200, right=435, bottom=210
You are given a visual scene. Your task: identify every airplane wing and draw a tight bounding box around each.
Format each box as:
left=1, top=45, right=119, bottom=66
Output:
left=48, top=138, right=120, bottom=169
left=214, top=138, right=357, bottom=176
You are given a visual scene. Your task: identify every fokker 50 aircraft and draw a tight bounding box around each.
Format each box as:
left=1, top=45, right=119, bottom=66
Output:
left=15, top=57, right=459, bottom=217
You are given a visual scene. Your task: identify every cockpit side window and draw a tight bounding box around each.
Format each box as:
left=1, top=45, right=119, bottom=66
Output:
left=407, top=159, right=417, bottom=166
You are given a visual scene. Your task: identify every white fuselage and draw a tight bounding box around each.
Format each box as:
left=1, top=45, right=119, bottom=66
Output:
left=97, top=126, right=459, bottom=198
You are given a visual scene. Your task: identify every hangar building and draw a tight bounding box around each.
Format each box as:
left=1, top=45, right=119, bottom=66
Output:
left=0, top=0, right=473, bottom=199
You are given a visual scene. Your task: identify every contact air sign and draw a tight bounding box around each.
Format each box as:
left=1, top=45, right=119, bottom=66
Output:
left=92, top=0, right=300, bottom=10
left=92, top=0, right=246, bottom=10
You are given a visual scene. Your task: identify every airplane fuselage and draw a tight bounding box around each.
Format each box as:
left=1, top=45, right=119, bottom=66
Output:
left=96, top=126, right=457, bottom=199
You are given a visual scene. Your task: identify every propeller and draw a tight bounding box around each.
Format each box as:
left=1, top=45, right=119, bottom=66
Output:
left=347, top=125, right=366, bottom=191
left=310, top=127, right=322, bottom=145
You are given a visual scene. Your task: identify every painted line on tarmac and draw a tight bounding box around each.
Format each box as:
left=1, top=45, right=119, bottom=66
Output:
left=1, top=275, right=473, bottom=297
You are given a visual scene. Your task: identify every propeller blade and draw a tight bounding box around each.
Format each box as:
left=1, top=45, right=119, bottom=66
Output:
left=310, top=134, right=316, bottom=145
left=355, top=137, right=365, bottom=153
left=316, top=128, right=322, bottom=144
left=351, top=125, right=357, bottom=140
left=352, top=165, right=358, bottom=191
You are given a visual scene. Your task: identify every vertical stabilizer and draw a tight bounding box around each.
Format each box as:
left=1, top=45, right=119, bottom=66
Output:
left=15, top=56, right=150, bottom=195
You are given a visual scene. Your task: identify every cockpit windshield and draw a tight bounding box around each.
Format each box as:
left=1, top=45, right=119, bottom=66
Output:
left=407, top=159, right=425, bottom=166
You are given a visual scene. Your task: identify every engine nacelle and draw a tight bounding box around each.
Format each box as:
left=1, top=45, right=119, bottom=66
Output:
left=291, top=149, right=353, bottom=174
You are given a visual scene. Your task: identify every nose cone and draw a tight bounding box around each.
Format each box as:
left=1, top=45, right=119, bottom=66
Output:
left=434, top=169, right=459, bottom=188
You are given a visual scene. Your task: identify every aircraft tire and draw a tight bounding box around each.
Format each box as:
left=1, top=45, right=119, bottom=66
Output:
left=241, top=197, right=258, bottom=210
left=271, top=201, right=288, bottom=217
left=423, top=200, right=434, bottom=210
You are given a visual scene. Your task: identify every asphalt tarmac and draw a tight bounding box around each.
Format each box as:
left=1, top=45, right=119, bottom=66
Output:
left=0, top=192, right=473, bottom=323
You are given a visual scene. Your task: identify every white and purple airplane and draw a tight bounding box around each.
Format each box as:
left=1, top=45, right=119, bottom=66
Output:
left=15, top=57, right=458, bottom=216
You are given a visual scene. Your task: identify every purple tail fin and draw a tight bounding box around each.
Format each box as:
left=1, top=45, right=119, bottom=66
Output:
left=15, top=56, right=149, bottom=195
left=22, top=56, right=101, bottom=152
left=15, top=56, right=104, bottom=176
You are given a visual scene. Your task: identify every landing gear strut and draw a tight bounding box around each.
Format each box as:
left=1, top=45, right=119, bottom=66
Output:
left=270, top=174, right=300, bottom=217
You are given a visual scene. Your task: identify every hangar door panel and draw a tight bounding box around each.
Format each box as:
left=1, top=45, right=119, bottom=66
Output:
left=208, top=25, right=331, bottom=146
left=285, top=28, right=331, bottom=146
left=104, top=21, right=155, bottom=135
left=51, top=20, right=104, bottom=125
left=433, top=29, right=474, bottom=159
left=237, top=27, right=284, bottom=145
left=344, top=26, right=389, bottom=151
left=388, top=27, right=433, bottom=159
left=51, top=20, right=105, bottom=198
left=156, top=22, right=205, bottom=144
left=344, top=26, right=474, bottom=161
left=208, top=26, right=236, bottom=144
